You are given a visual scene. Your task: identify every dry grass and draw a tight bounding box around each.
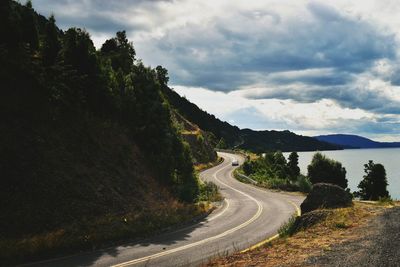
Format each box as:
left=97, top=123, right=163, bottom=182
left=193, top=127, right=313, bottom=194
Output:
left=195, top=157, right=223, bottom=172
left=206, top=202, right=397, bottom=267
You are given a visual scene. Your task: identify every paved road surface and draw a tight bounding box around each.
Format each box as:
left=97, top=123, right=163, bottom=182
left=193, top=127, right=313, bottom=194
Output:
left=24, top=152, right=304, bottom=267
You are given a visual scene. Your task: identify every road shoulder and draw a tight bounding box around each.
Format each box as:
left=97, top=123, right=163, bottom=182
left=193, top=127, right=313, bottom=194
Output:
left=205, top=201, right=397, bottom=266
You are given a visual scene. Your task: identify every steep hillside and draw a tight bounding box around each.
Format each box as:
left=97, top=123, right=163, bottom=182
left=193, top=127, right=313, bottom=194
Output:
left=164, top=86, right=241, bottom=147
left=172, top=111, right=217, bottom=164
left=164, top=87, right=341, bottom=152
left=315, top=134, right=400, bottom=149
left=0, top=1, right=205, bottom=263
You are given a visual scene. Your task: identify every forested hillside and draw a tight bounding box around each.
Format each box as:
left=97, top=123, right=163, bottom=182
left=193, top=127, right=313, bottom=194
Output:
left=165, top=88, right=341, bottom=152
left=0, top=1, right=209, bottom=262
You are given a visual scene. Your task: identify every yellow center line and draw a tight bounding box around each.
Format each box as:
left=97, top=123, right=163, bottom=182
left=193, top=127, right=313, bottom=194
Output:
left=207, top=198, right=230, bottom=222
left=240, top=200, right=301, bottom=253
left=111, top=155, right=263, bottom=267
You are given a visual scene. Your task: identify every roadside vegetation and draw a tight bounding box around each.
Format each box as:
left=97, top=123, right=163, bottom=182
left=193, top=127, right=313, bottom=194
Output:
left=237, top=151, right=312, bottom=193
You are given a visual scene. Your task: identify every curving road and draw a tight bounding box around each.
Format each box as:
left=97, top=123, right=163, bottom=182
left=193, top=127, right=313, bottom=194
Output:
left=24, top=152, right=304, bottom=267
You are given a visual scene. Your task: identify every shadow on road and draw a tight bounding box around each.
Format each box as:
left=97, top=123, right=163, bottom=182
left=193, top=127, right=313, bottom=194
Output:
left=22, top=212, right=213, bottom=267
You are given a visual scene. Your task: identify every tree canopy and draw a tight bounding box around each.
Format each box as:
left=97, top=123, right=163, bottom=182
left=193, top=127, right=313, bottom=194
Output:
left=307, top=152, right=348, bottom=188
left=287, top=151, right=300, bottom=180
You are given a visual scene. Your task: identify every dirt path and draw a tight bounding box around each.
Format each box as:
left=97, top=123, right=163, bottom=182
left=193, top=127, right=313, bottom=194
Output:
left=304, top=206, right=400, bottom=267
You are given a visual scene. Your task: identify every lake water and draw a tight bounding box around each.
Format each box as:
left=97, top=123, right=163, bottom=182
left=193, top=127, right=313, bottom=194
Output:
left=284, top=148, right=400, bottom=200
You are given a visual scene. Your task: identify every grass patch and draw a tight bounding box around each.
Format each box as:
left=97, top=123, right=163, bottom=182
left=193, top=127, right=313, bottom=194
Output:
left=378, top=196, right=394, bottom=206
left=278, top=214, right=298, bottom=237
left=195, top=157, right=223, bottom=172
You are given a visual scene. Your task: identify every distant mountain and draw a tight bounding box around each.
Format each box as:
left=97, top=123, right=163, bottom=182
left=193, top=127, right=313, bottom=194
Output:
left=314, top=134, right=400, bottom=149
left=164, top=87, right=341, bottom=152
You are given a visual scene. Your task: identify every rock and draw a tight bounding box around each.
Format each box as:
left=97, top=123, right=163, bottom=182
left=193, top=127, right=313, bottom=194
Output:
left=301, top=183, right=352, bottom=214
left=292, top=210, right=333, bottom=233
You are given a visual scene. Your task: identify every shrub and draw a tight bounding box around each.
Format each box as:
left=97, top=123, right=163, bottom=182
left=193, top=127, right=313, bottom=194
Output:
left=278, top=214, right=298, bottom=237
left=296, top=175, right=312, bottom=193
left=197, top=181, right=222, bottom=202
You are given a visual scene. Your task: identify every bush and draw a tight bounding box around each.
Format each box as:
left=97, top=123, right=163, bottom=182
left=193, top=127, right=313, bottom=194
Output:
left=307, top=152, right=348, bottom=188
left=197, top=181, right=222, bottom=202
left=296, top=175, right=312, bottom=193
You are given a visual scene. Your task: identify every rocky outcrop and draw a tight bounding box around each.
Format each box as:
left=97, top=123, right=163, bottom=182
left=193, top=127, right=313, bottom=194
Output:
left=301, top=183, right=352, bottom=214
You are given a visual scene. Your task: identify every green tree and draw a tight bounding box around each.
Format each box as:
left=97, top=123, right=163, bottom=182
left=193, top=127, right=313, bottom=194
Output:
left=62, top=28, right=98, bottom=75
left=287, top=151, right=300, bottom=180
left=42, top=15, right=61, bottom=66
left=216, top=137, right=227, bottom=149
left=242, top=161, right=253, bottom=176
left=21, top=0, right=39, bottom=51
left=357, top=160, right=389, bottom=200
left=156, top=65, right=169, bottom=85
left=100, top=30, right=135, bottom=74
left=272, top=151, right=289, bottom=179
left=307, top=152, right=348, bottom=188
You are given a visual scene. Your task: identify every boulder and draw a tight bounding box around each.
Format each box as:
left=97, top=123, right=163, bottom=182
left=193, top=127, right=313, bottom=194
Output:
left=301, top=183, right=352, bottom=214
left=292, top=210, right=333, bottom=233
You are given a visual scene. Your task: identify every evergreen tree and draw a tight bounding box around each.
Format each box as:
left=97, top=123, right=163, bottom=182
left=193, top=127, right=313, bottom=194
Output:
left=287, top=151, right=300, bottom=180
left=357, top=160, right=389, bottom=200
left=156, top=65, right=169, bottom=85
left=21, top=0, right=39, bottom=51
left=101, top=30, right=135, bottom=74
left=42, top=15, right=61, bottom=66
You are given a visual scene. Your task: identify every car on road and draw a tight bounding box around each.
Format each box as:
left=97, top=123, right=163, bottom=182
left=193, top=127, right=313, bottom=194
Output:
left=232, top=160, right=239, bottom=166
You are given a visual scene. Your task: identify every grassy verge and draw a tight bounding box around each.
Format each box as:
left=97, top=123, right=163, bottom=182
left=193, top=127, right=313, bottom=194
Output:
left=205, top=201, right=398, bottom=266
left=195, top=156, right=224, bottom=173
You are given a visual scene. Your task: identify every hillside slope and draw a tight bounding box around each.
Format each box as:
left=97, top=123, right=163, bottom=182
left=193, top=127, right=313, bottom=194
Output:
left=315, top=134, right=400, bottom=149
left=172, top=111, right=217, bottom=164
left=164, top=87, right=341, bottom=152
left=0, top=1, right=206, bottom=263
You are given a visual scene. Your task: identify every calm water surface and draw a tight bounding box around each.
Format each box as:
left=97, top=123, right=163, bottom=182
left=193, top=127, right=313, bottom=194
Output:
left=285, top=148, right=400, bottom=200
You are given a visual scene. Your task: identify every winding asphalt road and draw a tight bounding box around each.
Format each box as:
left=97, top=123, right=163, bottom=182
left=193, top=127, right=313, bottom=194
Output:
left=24, top=152, right=304, bottom=267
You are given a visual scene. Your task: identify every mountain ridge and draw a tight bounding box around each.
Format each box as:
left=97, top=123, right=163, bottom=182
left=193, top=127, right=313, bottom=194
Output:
left=164, top=87, right=341, bottom=153
left=315, top=134, right=400, bottom=149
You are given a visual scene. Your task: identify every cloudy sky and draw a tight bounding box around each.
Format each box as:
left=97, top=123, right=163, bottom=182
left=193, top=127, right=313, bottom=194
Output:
left=31, top=0, right=400, bottom=141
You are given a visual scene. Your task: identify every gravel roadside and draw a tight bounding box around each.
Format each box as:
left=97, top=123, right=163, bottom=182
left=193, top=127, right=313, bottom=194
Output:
left=304, top=206, right=400, bottom=267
